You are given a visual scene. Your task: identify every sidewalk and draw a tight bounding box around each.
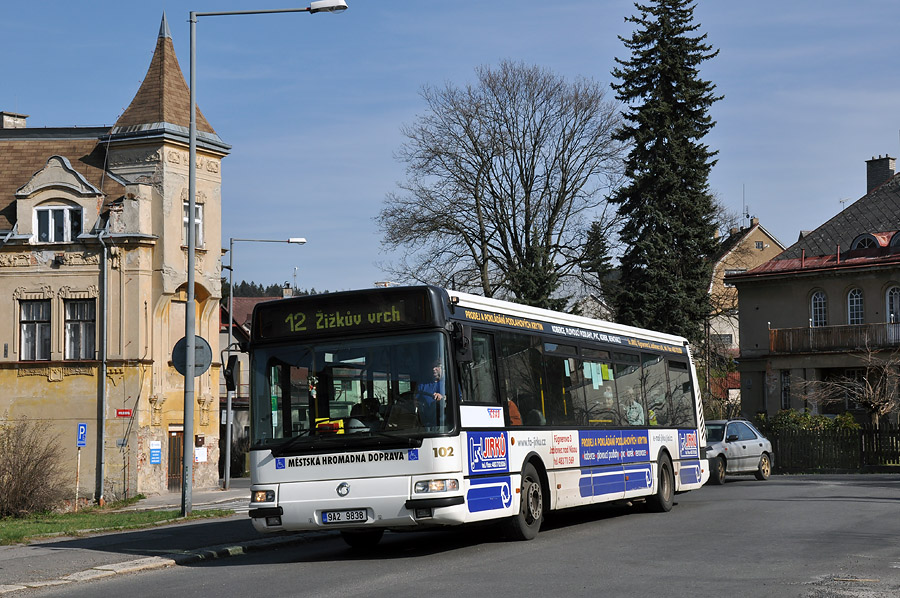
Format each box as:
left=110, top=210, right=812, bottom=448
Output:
left=0, top=478, right=327, bottom=594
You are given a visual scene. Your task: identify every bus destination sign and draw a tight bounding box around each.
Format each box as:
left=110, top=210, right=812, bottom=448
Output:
left=255, top=290, right=434, bottom=341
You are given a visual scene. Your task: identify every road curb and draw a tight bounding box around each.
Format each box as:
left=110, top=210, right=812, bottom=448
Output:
left=0, top=532, right=329, bottom=594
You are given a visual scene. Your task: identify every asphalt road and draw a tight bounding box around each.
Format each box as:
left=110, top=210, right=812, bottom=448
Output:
left=18, top=474, right=900, bottom=598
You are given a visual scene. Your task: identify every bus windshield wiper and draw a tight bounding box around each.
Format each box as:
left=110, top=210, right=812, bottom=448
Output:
left=269, top=426, right=422, bottom=457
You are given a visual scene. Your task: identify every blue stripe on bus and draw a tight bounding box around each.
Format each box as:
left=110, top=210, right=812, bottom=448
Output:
left=579, top=467, right=624, bottom=497
left=466, top=476, right=513, bottom=513
left=678, top=461, right=702, bottom=485
left=624, top=464, right=652, bottom=492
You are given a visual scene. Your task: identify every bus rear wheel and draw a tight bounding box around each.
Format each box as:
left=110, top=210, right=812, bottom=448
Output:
left=340, top=529, right=384, bottom=550
left=505, top=462, right=543, bottom=540
left=647, top=455, right=674, bottom=512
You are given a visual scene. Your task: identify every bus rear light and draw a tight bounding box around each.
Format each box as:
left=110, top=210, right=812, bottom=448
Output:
left=414, top=479, right=459, bottom=493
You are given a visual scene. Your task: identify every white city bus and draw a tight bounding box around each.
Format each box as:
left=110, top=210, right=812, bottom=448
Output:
left=244, top=286, right=708, bottom=547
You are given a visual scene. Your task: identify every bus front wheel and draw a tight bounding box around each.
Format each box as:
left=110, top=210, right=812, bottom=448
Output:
left=505, top=462, right=543, bottom=540
left=647, top=454, right=674, bottom=512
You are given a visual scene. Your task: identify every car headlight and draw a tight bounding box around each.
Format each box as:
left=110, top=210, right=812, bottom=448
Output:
left=414, top=479, right=459, bottom=493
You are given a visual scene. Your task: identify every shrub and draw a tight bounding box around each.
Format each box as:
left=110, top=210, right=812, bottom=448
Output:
left=755, top=409, right=861, bottom=436
left=0, top=417, right=68, bottom=518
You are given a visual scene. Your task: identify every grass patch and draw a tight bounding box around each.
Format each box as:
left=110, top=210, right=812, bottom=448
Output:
left=0, top=504, right=234, bottom=546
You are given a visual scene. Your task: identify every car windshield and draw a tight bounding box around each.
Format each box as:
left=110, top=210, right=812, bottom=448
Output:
left=249, top=331, right=453, bottom=451
left=707, top=423, right=725, bottom=442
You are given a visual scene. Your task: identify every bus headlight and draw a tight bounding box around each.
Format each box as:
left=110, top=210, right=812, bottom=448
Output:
left=414, top=479, right=459, bottom=493
left=252, top=490, right=275, bottom=503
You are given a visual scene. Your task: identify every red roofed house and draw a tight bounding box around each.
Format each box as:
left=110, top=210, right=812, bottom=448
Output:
left=729, top=156, right=900, bottom=424
left=0, top=15, right=230, bottom=502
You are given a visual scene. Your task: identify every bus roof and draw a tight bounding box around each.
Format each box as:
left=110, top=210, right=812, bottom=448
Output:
left=447, top=289, right=689, bottom=349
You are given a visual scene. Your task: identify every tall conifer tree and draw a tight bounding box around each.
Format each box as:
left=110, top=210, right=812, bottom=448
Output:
left=611, top=0, right=721, bottom=343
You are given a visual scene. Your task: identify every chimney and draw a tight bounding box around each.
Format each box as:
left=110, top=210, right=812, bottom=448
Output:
left=750, top=217, right=759, bottom=227
left=866, top=155, right=895, bottom=193
left=0, top=111, right=28, bottom=129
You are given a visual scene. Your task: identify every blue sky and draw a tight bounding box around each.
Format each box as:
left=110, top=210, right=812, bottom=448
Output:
left=4, top=1, right=900, bottom=293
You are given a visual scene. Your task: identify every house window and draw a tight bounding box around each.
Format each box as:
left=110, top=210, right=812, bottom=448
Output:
left=755, top=241, right=764, bottom=250
left=723, top=269, right=746, bottom=288
left=847, top=288, right=864, bottom=325
left=20, top=300, right=51, bottom=361
left=182, top=201, right=203, bottom=247
left=35, top=205, right=82, bottom=243
left=710, top=333, right=733, bottom=347
left=888, top=286, right=900, bottom=324
left=810, top=291, right=827, bottom=327
left=851, top=235, right=878, bottom=250
left=65, top=300, right=96, bottom=360
left=780, top=370, right=791, bottom=410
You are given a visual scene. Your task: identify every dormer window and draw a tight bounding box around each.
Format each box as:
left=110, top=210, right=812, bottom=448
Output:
left=850, top=233, right=878, bottom=250
left=35, top=205, right=82, bottom=243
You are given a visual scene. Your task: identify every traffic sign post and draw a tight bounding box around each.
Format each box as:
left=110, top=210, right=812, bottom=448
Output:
left=172, top=335, right=212, bottom=516
left=172, top=335, right=213, bottom=377
left=75, top=423, right=87, bottom=511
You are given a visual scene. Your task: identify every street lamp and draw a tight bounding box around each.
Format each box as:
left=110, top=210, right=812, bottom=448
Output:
left=184, top=0, right=347, bottom=516
left=223, top=237, right=306, bottom=490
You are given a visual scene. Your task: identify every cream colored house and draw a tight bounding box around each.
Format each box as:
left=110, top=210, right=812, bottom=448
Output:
left=709, top=218, right=785, bottom=358
left=703, top=219, right=784, bottom=407
left=0, top=16, right=228, bottom=501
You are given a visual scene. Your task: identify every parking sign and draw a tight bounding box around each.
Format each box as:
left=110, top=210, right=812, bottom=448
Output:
left=77, top=423, right=87, bottom=447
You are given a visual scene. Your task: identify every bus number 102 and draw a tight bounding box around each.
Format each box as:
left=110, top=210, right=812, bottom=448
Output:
left=433, top=447, right=454, bottom=458
left=285, top=312, right=307, bottom=332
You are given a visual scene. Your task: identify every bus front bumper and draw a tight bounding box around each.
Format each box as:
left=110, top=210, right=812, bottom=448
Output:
left=249, top=477, right=468, bottom=533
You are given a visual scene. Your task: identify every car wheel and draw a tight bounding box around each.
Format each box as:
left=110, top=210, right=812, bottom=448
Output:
left=340, top=529, right=384, bottom=550
left=505, top=462, right=543, bottom=540
left=710, top=455, right=726, bottom=485
left=755, top=453, right=771, bottom=481
left=647, top=454, right=674, bottom=512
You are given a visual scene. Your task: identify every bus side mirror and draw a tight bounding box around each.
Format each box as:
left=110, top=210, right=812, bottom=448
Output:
left=453, top=323, right=473, bottom=363
left=224, top=354, right=239, bottom=391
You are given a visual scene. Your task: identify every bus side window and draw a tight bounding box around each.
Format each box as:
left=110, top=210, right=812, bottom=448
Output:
left=642, top=353, right=669, bottom=427
left=542, top=343, right=578, bottom=427
left=668, top=360, right=696, bottom=428
left=498, top=331, right=545, bottom=427
left=459, top=331, right=499, bottom=405
left=613, top=352, right=645, bottom=426
left=581, top=359, right=618, bottom=427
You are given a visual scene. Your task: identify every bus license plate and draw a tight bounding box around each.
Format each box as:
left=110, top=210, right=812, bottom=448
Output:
left=322, top=509, right=367, bottom=524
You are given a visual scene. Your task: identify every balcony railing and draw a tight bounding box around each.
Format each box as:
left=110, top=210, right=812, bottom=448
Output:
left=769, top=322, right=900, bottom=354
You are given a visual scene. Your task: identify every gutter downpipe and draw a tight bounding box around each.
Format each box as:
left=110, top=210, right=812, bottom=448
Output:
left=96, top=226, right=109, bottom=505
left=0, top=225, right=15, bottom=249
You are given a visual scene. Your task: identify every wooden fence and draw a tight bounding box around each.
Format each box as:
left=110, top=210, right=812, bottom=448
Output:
left=768, top=426, right=900, bottom=473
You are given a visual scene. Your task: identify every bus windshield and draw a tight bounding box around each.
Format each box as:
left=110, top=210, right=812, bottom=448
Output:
left=250, top=332, right=453, bottom=452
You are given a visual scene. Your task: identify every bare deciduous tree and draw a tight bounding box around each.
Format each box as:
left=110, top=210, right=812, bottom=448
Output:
left=378, top=60, right=624, bottom=309
left=795, top=341, right=900, bottom=425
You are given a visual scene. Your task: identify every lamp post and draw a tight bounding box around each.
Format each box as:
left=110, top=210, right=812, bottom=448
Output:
left=224, top=237, right=306, bottom=490
left=184, top=0, right=347, bottom=516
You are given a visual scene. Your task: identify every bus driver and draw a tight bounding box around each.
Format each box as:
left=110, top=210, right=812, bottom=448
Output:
left=416, top=360, right=445, bottom=427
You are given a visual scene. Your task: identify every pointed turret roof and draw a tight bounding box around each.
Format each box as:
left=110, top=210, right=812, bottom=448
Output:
left=112, top=14, right=220, bottom=140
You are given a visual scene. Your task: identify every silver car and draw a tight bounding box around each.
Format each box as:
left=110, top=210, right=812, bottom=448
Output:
left=706, top=419, right=773, bottom=484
